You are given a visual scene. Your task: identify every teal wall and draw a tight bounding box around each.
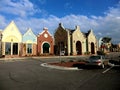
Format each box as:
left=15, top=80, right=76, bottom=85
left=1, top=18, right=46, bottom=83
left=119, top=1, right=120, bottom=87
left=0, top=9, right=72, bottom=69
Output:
left=23, top=28, right=37, bottom=43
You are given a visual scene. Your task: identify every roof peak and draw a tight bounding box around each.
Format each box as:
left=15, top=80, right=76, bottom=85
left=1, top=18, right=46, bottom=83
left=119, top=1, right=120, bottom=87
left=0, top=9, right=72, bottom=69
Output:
left=75, top=25, right=80, bottom=31
left=59, top=23, right=65, bottom=29
left=43, top=27, right=48, bottom=30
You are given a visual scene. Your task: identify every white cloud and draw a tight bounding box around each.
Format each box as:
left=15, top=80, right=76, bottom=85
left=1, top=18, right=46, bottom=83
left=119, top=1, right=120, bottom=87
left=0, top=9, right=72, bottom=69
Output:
left=104, top=2, right=120, bottom=17
left=0, top=15, right=7, bottom=29
left=98, top=32, right=102, bottom=36
left=0, top=0, right=36, bottom=17
left=0, top=0, right=120, bottom=43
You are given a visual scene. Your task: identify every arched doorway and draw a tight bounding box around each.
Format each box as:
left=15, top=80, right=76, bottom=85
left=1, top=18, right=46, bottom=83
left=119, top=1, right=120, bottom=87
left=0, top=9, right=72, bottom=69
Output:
left=43, top=43, right=50, bottom=53
left=13, top=43, right=18, bottom=55
left=76, top=41, right=82, bottom=55
left=91, top=42, right=95, bottom=54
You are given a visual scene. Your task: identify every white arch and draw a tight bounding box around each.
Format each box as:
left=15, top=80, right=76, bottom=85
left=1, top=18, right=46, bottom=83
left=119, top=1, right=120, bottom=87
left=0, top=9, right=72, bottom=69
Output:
left=41, top=41, right=50, bottom=54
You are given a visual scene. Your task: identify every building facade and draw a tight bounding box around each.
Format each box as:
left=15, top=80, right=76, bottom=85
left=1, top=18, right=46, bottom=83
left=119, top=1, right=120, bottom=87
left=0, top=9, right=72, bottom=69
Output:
left=68, top=26, right=86, bottom=55
left=1, top=21, right=54, bottom=57
left=54, top=23, right=68, bottom=55
left=37, top=28, right=54, bottom=55
left=2, top=21, right=22, bottom=57
left=54, top=23, right=98, bottom=55
left=86, top=30, right=98, bottom=54
left=22, top=28, right=37, bottom=56
left=0, top=21, right=98, bottom=57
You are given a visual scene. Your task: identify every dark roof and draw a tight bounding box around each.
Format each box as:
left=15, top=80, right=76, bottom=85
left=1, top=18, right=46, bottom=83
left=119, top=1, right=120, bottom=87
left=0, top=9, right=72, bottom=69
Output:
left=69, top=29, right=75, bottom=33
left=81, top=32, right=87, bottom=37
left=83, top=30, right=91, bottom=37
left=65, top=28, right=75, bottom=35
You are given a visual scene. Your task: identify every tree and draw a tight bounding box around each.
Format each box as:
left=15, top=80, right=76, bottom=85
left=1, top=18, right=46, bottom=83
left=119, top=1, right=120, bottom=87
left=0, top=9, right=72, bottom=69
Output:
left=102, top=37, right=111, bottom=43
left=101, top=37, right=112, bottom=52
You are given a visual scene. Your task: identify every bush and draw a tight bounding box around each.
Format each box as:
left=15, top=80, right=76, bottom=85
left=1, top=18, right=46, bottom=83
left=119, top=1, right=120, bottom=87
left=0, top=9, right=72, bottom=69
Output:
left=77, top=59, right=85, bottom=62
left=97, top=51, right=106, bottom=55
left=60, top=60, right=65, bottom=63
left=69, top=60, right=74, bottom=62
left=84, top=51, right=90, bottom=55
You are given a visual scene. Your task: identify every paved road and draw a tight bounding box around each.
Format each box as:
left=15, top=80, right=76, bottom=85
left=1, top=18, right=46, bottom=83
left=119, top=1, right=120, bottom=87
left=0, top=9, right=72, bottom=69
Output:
left=0, top=52, right=120, bottom=90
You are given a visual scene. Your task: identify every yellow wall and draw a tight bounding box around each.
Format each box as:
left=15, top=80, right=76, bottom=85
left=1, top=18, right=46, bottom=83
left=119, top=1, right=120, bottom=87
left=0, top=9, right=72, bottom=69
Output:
left=2, top=21, right=22, bottom=56
left=2, top=21, right=22, bottom=42
left=87, top=30, right=98, bottom=53
left=72, top=26, right=86, bottom=55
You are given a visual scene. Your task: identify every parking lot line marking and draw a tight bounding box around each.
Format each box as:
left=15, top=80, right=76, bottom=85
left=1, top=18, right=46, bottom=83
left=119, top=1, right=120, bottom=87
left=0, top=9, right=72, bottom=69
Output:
left=102, top=66, right=113, bottom=74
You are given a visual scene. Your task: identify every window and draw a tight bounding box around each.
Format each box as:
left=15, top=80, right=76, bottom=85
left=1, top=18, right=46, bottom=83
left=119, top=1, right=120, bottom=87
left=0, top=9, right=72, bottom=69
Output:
left=5, top=43, right=11, bottom=55
left=27, top=44, right=32, bottom=54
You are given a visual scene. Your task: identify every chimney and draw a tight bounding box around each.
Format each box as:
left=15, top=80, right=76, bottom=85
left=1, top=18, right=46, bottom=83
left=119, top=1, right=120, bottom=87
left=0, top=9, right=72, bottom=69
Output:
left=43, top=27, right=48, bottom=31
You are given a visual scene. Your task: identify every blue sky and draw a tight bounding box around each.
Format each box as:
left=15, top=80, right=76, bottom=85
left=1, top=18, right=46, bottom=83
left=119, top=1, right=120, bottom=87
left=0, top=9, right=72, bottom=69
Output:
left=30, top=0, right=118, bottom=17
left=0, top=0, right=120, bottom=43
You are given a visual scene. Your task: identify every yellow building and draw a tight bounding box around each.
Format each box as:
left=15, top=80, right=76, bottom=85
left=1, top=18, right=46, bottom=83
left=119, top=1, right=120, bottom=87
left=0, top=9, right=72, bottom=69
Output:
left=2, top=21, right=22, bottom=57
left=86, top=30, right=98, bottom=54
left=68, top=26, right=86, bottom=55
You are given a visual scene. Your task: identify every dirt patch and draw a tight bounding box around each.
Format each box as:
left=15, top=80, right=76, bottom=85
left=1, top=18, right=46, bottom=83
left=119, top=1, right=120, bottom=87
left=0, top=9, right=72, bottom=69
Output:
left=49, top=61, right=86, bottom=68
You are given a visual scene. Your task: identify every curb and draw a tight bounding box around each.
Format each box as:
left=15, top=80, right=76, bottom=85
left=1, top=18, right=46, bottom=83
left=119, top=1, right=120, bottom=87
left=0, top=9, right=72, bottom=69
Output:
left=108, top=62, right=115, bottom=67
left=41, top=63, right=83, bottom=70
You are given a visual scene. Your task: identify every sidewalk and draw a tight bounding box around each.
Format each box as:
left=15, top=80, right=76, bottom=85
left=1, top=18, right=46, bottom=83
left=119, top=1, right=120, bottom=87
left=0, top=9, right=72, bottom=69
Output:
left=0, top=55, right=90, bottom=61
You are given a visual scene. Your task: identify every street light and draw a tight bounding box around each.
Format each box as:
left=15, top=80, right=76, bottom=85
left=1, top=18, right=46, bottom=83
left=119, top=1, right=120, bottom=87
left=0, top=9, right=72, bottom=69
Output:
left=59, top=42, right=61, bottom=62
left=0, top=33, right=3, bottom=57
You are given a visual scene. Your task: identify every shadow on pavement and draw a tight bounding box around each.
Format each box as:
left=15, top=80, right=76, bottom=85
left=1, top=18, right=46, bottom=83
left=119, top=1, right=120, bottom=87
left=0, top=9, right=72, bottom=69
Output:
left=73, top=63, right=111, bottom=70
left=109, top=60, right=120, bottom=65
left=112, top=66, right=120, bottom=70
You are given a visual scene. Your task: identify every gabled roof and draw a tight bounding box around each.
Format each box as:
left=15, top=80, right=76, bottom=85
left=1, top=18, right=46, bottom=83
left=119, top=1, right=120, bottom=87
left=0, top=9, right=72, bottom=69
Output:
left=54, top=23, right=66, bottom=35
left=38, top=27, right=53, bottom=37
left=59, top=23, right=65, bottom=29
left=66, top=28, right=75, bottom=35
left=55, top=23, right=96, bottom=39
left=2, top=20, right=22, bottom=42
left=23, top=28, right=37, bottom=43
left=23, top=28, right=36, bottom=37
left=3, top=21, right=22, bottom=35
left=84, top=29, right=92, bottom=37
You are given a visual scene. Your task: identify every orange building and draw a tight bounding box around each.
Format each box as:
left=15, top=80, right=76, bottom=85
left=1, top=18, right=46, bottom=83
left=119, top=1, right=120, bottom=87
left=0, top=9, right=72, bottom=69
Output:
left=37, top=27, right=54, bottom=55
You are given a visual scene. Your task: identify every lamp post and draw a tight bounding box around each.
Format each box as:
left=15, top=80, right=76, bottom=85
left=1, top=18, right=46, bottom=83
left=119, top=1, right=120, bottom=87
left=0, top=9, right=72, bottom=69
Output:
left=0, top=33, right=3, bottom=57
left=59, top=42, right=61, bottom=62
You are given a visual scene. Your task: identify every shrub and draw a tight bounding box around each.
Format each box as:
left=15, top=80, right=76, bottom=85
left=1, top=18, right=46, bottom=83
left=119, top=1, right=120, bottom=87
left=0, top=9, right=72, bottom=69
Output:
left=84, top=51, right=90, bottom=55
left=97, top=51, right=106, bottom=55
left=69, top=60, right=74, bottom=62
left=61, top=60, right=65, bottom=63
left=77, top=59, right=84, bottom=62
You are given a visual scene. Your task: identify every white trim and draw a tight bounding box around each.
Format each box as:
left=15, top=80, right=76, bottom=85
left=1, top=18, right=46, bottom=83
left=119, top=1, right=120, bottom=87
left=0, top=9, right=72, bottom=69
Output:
left=26, top=43, right=33, bottom=54
left=41, top=41, right=50, bottom=54
left=38, top=29, right=53, bottom=38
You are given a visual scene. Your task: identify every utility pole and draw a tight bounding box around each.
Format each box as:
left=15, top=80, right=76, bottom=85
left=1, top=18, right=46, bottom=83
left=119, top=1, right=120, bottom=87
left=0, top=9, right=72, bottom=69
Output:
left=0, top=32, right=2, bottom=57
left=59, top=42, right=61, bottom=62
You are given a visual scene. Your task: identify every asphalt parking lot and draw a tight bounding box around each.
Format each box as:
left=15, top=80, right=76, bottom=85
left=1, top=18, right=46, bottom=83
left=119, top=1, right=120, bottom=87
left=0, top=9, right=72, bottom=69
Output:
left=0, top=53, right=120, bottom=90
